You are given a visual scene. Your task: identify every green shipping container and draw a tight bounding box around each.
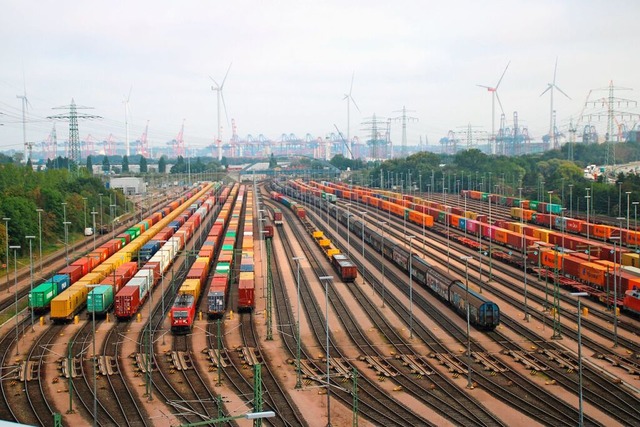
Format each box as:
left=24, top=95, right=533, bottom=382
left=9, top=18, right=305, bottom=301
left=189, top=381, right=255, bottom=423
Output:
left=225, top=231, right=237, bottom=238
left=500, top=196, right=507, bottom=205
left=481, top=193, right=489, bottom=201
left=514, top=199, right=522, bottom=207
left=30, top=281, right=58, bottom=309
left=547, top=204, right=562, bottom=214
left=438, top=211, right=446, bottom=222
left=222, top=244, right=234, bottom=251
left=87, top=285, right=114, bottom=314
left=530, top=201, right=539, bottom=210
left=215, top=262, right=231, bottom=275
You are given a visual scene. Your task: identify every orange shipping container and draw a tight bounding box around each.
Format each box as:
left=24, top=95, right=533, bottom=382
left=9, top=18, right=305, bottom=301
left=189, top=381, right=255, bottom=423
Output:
left=541, top=249, right=563, bottom=269
left=494, top=228, right=508, bottom=244
left=578, top=262, right=606, bottom=287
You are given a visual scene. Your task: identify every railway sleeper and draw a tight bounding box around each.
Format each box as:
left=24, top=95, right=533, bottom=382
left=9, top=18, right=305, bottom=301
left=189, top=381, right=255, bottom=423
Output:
left=18, top=361, right=39, bottom=381
left=135, top=353, right=156, bottom=373
left=503, top=350, right=549, bottom=371
left=299, top=359, right=323, bottom=382
left=540, top=349, right=578, bottom=371
left=397, top=355, right=435, bottom=376
left=472, top=352, right=509, bottom=373
left=59, top=357, right=81, bottom=378
left=97, top=356, right=117, bottom=376
left=240, top=347, right=261, bottom=366
left=206, top=349, right=229, bottom=368
left=596, top=353, right=640, bottom=375
left=170, top=351, right=192, bottom=371
left=361, top=356, right=398, bottom=377
left=328, top=357, right=352, bottom=379
left=432, top=353, right=468, bottom=375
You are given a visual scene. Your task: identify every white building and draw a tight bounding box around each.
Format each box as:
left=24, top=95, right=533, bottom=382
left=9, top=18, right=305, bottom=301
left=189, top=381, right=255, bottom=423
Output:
left=109, top=177, right=146, bottom=195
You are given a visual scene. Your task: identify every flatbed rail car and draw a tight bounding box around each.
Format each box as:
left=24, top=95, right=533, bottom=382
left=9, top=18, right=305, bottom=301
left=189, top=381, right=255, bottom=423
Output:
left=50, top=183, right=214, bottom=322
left=237, top=187, right=255, bottom=311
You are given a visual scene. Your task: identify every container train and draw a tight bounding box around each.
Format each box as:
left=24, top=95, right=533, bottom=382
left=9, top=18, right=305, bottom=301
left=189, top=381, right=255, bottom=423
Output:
left=298, top=179, right=640, bottom=312
left=270, top=191, right=358, bottom=282
left=170, top=184, right=238, bottom=333
left=39, top=183, right=215, bottom=321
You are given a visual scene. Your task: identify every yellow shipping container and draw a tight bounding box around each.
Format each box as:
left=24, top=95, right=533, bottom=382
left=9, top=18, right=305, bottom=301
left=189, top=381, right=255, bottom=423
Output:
left=326, top=248, right=340, bottom=258
left=465, top=211, right=477, bottom=220
left=313, top=231, right=324, bottom=238
left=318, top=238, right=331, bottom=248
left=621, top=252, right=640, bottom=267
left=239, top=272, right=254, bottom=281
left=179, top=279, right=201, bottom=300
left=50, top=283, right=90, bottom=320
left=83, top=272, right=105, bottom=285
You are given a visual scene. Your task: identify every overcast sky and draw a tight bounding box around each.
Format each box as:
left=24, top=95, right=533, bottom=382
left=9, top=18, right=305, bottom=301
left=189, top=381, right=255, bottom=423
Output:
left=1, top=0, right=639, bottom=154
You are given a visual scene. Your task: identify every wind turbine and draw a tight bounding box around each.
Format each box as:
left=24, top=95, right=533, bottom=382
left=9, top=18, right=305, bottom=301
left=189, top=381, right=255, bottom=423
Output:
left=343, top=72, right=360, bottom=160
left=478, top=61, right=510, bottom=154
left=123, top=87, right=132, bottom=157
left=540, top=57, right=571, bottom=150
left=210, top=63, right=232, bottom=161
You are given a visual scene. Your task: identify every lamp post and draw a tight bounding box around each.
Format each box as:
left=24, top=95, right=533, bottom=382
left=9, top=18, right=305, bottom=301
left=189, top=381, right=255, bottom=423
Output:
left=26, top=236, right=35, bottom=332
left=407, top=235, right=416, bottom=339
left=319, top=275, right=334, bottom=427
left=461, top=255, right=473, bottom=388
left=10, top=245, right=20, bottom=355
left=36, top=209, right=43, bottom=273
left=585, top=188, right=591, bottom=261
left=519, top=187, right=529, bottom=321
left=82, top=197, right=88, bottom=231
left=547, top=191, right=554, bottom=231
left=98, top=193, right=104, bottom=235
left=614, top=218, right=624, bottom=348
left=91, top=210, right=98, bottom=250
left=110, top=203, right=117, bottom=238
left=379, top=221, right=387, bottom=308
left=345, top=204, right=351, bottom=258
left=568, top=184, right=573, bottom=217
left=359, top=211, right=367, bottom=286
left=86, top=284, right=100, bottom=427
left=571, top=291, right=589, bottom=427
left=626, top=192, right=632, bottom=234
left=293, top=256, right=305, bottom=389
left=634, top=201, right=639, bottom=250
left=3, top=217, right=10, bottom=291
left=63, top=221, right=71, bottom=266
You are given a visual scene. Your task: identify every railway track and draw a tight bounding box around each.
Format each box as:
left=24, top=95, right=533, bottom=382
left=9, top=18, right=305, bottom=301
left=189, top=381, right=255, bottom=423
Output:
left=297, top=190, right=596, bottom=426
left=275, top=201, right=431, bottom=426
left=341, top=195, right=639, bottom=425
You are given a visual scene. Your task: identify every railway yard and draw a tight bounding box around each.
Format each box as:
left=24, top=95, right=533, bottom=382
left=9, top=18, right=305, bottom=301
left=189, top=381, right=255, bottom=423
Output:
left=0, top=178, right=639, bottom=427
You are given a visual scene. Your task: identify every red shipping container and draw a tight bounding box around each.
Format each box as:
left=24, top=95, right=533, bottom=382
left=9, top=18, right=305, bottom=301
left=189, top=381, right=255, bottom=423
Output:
left=71, top=257, right=91, bottom=276
left=466, top=219, right=479, bottom=235
left=59, top=264, right=84, bottom=283
left=117, top=232, right=132, bottom=245
left=238, top=279, right=255, bottom=310
left=506, top=230, right=524, bottom=250
left=561, top=255, right=583, bottom=278
left=494, top=220, right=507, bottom=229
left=477, top=215, right=487, bottom=223
left=565, top=218, right=583, bottom=233
left=142, top=262, right=162, bottom=286
left=115, top=285, right=140, bottom=318
left=535, top=213, right=553, bottom=227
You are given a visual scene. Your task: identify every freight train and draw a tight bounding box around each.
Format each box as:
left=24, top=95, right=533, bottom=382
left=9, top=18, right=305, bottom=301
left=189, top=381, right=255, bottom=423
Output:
left=115, top=188, right=218, bottom=320
left=270, top=191, right=358, bottom=282
left=40, top=183, right=215, bottom=321
left=171, top=184, right=238, bottom=332
left=299, top=179, right=640, bottom=312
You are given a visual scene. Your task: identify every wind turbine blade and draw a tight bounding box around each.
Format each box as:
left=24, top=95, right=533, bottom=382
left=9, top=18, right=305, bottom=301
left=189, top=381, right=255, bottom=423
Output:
left=350, top=95, right=361, bottom=113
left=495, top=91, right=505, bottom=115
left=220, top=62, right=232, bottom=89
left=495, top=61, right=510, bottom=89
left=221, top=92, right=230, bottom=128
left=127, top=86, right=132, bottom=102
left=540, top=85, right=552, bottom=97
left=477, top=84, right=491, bottom=89
left=553, top=57, right=558, bottom=85
left=555, top=85, right=571, bottom=100
left=349, top=71, right=355, bottom=96
left=209, top=75, right=220, bottom=87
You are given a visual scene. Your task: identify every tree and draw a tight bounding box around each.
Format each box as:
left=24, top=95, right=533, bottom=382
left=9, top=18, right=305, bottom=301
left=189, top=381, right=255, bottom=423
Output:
left=269, top=153, right=278, bottom=169
left=86, top=156, right=93, bottom=173
left=139, top=156, right=148, bottom=173
left=158, top=156, right=167, bottom=173
left=122, top=155, right=129, bottom=173
left=102, top=156, right=110, bottom=173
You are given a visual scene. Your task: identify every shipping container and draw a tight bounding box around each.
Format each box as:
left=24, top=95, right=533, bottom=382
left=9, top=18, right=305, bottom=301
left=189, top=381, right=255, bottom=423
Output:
left=114, top=285, right=140, bottom=318
left=87, top=285, right=114, bottom=314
